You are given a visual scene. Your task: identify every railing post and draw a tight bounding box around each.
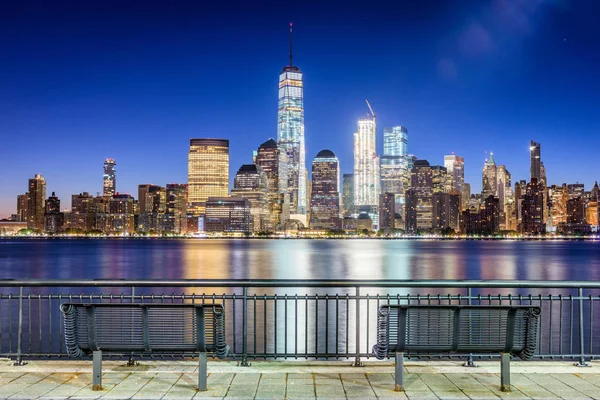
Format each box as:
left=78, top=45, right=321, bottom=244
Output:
left=353, top=286, right=363, bottom=367
left=575, top=287, right=589, bottom=367
left=127, top=286, right=137, bottom=366
left=463, top=286, right=476, bottom=368
left=240, top=286, right=250, bottom=366
left=14, top=286, right=27, bottom=366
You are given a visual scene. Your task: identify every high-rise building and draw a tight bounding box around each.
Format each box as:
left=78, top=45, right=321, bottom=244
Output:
left=44, top=192, right=63, bottom=233
left=17, top=194, right=28, bottom=222
left=530, top=140, right=541, bottom=182
left=27, top=174, right=46, bottom=231
left=165, top=184, right=188, bottom=234
left=103, top=158, right=116, bottom=197
left=342, top=174, right=354, bottom=217
left=566, top=197, right=586, bottom=225
left=381, top=126, right=410, bottom=218
left=496, top=165, right=511, bottom=211
left=592, top=181, right=599, bottom=201
left=587, top=200, right=599, bottom=227
left=188, top=138, right=229, bottom=216
left=431, top=165, right=449, bottom=193
left=138, top=184, right=166, bottom=233
left=205, top=197, right=252, bottom=233
left=353, top=115, right=380, bottom=225
left=379, top=192, right=396, bottom=231
left=277, top=24, right=306, bottom=218
left=549, top=184, right=569, bottom=228
left=444, top=154, right=465, bottom=196
left=309, top=150, right=341, bottom=230
left=432, top=192, right=461, bottom=232
left=481, top=153, right=497, bottom=198
left=255, top=139, right=281, bottom=230
left=462, top=183, right=471, bottom=211
left=405, top=160, right=433, bottom=233
left=567, top=183, right=585, bottom=199
left=70, top=192, right=95, bottom=231
left=520, top=178, right=545, bottom=235
left=108, top=194, right=135, bottom=234
left=231, top=164, right=269, bottom=232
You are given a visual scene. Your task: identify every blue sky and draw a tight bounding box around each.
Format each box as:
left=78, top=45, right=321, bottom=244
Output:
left=1, top=0, right=599, bottom=217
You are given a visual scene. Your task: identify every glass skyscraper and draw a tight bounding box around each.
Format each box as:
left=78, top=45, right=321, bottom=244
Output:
left=383, top=126, right=408, bottom=157
left=277, top=24, right=306, bottom=218
left=530, top=140, right=541, bottom=182
left=309, top=150, right=341, bottom=230
left=354, top=116, right=380, bottom=225
left=381, top=126, right=409, bottom=218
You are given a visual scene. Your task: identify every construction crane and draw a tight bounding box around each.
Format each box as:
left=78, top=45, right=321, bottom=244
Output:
left=365, top=99, right=375, bottom=119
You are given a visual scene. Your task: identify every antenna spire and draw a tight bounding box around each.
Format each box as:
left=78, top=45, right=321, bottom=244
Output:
left=289, top=22, right=293, bottom=67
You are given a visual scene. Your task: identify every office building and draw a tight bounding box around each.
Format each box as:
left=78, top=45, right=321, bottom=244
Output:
left=255, top=139, right=281, bottom=230
left=342, top=174, right=354, bottom=217
left=405, top=160, right=433, bottom=233
left=17, top=194, right=28, bottom=222
left=108, top=194, right=135, bottom=234
left=530, top=140, right=541, bottom=182
left=277, top=24, right=306, bottom=218
left=353, top=115, right=379, bottom=225
left=379, top=192, right=396, bottom=231
left=462, top=183, right=471, bottom=211
left=103, top=158, right=116, bottom=197
left=165, top=184, right=188, bottom=233
left=138, top=184, right=166, bottom=233
left=444, top=154, right=465, bottom=196
left=481, top=154, right=497, bottom=198
left=205, top=197, right=252, bottom=233
left=520, top=178, right=545, bottom=234
left=309, top=150, right=341, bottom=230
left=27, top=174, right=46, bottom=231
left=188, top=138, right=229, bottom=216
left=231, top=164, right=269, bottom=232
left=549, top=184, right=569, bottom=228
left=44, top=192, right=63, bottom=233
left=382, top=126, right=410, bottom=217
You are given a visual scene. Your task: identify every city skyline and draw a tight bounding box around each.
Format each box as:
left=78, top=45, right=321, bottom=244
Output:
left=1, top=1, right=600, bottom=217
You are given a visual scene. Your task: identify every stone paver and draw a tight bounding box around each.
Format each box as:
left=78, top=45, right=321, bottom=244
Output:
left=1, top=360, right=600, bottom=399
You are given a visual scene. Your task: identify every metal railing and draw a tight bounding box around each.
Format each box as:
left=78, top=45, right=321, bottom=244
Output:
left=1, top=279, right=599, bottom=366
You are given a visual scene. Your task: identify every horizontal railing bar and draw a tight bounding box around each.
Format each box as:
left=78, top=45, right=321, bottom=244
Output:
left=2, top=279, right=600, bottom=288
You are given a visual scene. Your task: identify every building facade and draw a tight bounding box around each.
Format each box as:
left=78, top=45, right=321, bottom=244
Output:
left=342, top=174, right=354, bottom=217
left=255, top=139, right=281, bottom=230
left=277, top=26, right=306, bottom=218
left=188, top=138, right=229, bottom=216
left=530, top=140, right=541, bottom=182
left=103, top=158, right=116, bottom=197
left=405, top=160, right=433, bottom=233
left=138, top=184, right=166, bottom=233
left=309, top=150, right=341, bottom=230
left=481, top=154, right=497, bottom=199
left=353, top=116, right=380, bottom=224
left=27, top=174, right=46, bottom=231
left=381, top=126, right=409, bottom=219
left=231, top=164, right=269, bottom=232
left=444, top=154, right=465, bottom=196
left=165, top=184, right=188, bottom=233
left=205, top=197, right=252, bottom=233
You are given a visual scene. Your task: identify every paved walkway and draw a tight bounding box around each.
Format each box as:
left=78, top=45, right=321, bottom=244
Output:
left=1, top=359, right=599, bottom=399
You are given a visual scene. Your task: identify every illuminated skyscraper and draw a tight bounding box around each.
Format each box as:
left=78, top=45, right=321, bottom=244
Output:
left=277, top=24, right=306, bottom=217
left=342, top=174, right=354, bottom=217
left=405, top=160, right=433, bottom=233
left=166, top=184, right=188, bottom=233
left=231, top=164, right=269, bottom=232
left=444, top=154, right=464, bottom=195
left=381, top=126, right=409, bottom=217
left=481, top=153, right=497, bottom=198
left=309, top=150, right=341, bottom=230
left=354, top=114, right=380, bottom=224
left=496, top=165, right=511, bottom=212
left=255, top=139, right=281, bottom=230
left=44, top=192, right=64, bottom=233
left=103, top=158, right=116, bottom=197
left=188, top=138, right=229, bottom=216
left=138, top=184, right=166, bottom=233
left=17, top=194, right=28, bottom=222
left=530, top=140, right=541, bottom=182
left=27, top=174, right=46, bottom=231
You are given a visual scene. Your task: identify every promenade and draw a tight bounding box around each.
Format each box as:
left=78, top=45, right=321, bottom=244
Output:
left=1, top=360, right=599, bottom=400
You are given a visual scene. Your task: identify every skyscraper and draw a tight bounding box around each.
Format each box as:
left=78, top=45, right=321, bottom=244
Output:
left=277, top=24, right=306, bottom=218
left=255, top=139, right=281, bottom=230
left=138, top=184, right=167, bottom=233
left=231, top=164, right=269, bottom=232
left=309, top=150, right=341, bottom=230
left=166, top=184, right=188, bottom=234
left=530, top=140, right=541, bottom=182
left=481, top=153, right=497, bottom=198
left=379, top=192, right=396, bottom=230
left=405, top=160, right=433, bottom=233
left=27, top=174, right=46, bottom=231
left=188, top=138, right=229, bottom=216
left=103, top=158, right=116, bottom=197
left=17, top=194, right=28, bottom=222
left=354, top=113, right=379, bottom=224
left=496, top=165, right=511, bottom=211
left=381, top=126, right=409, bottom=218
left=342, top=174, right=354, bottom=217
left=444, top=154, right=464, bottom=195
left=520, top=178, right=545, bottom=234
left=44, top=192, right=63, bottom=233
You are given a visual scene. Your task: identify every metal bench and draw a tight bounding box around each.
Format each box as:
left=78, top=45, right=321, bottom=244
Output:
left=60, top=303, right=229, bottom=391
left=372, top=305, right=541, bottom=392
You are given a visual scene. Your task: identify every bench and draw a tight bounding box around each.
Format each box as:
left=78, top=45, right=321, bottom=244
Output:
left=60, top=303, right=229, bottom=391
left=372, top=305, right=541, bottom=392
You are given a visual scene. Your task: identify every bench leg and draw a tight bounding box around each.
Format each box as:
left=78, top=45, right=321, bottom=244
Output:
left=92, top=350, right=102, bottom=391
left=198, top=352, right=207, bottom=391
left=501, top=353, right=510, bottom=392
left=395, top=352, right=405, bottom=392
